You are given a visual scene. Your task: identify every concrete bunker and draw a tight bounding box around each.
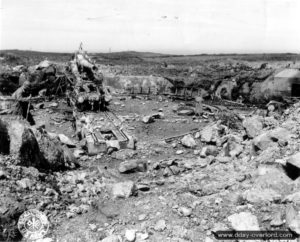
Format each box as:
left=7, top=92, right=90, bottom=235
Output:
left=273, top=69, right=300, bottom=97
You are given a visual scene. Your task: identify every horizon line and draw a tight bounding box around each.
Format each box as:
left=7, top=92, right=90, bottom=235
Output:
left=0, top=48, right=299, bottom=56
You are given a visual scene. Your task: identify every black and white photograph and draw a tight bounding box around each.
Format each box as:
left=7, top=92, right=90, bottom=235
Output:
left=0, top=0, right=300, bottom=241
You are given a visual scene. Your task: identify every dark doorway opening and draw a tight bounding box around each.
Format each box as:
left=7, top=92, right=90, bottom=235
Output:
left=291, top=83, right=300, bottom=97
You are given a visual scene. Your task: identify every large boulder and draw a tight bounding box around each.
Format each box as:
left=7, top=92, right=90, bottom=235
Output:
left=0, top=119, right=75, bottom=171
left=243, top=116, right=264, bottom=138
left=2, top=119, right=47, bottom=169
left=38, top=134, right=75, bottom=170
left=19, top=128, right=47, bottom=169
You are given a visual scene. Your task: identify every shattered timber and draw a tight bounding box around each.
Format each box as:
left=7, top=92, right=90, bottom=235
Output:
left=1, top=47, right=300, bottom=241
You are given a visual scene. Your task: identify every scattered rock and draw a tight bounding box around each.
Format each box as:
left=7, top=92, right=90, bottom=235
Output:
left=48, top=102, right=58, bottom=108
left=286, top=205, right=300, bottom=235
left=73, top=149, right=85, bottom=158
left=270, top=211, right=284, bottom=227
left=112, top=181, right=136, bottom=199
left=289, top=214, right=300, bottom=235
left=200, top=145, right=218, bottom=157
left=224, top=136, right=243, bottom=157
left=118, top=160, right=146, bottom=173
left=176, top=150, right=184, bottom=155
left=252, top=128, right=291, bottom=154
left=101, top=235, right=121, bottom=242
left=197, top=158, right=208, bottom=168
left=243, top=188, right=281, bottom=204
left=151, top=112, right=164, bottom=119
left=284, top=191, right=300, bottom=205
left=58, top=134, right=76, bottom=147
left=136, top=232, right=149, bottom=241
left=228, top=212, right=260, bottom=230
left=16, top=178, right=33, bottom=189
left=287, top=152, right=300, bottom=170
left=178, top=207, right=192, bottom=217
left=142, top=115, right=154, bottom=124
left=138, top=214, right=147, bottom=221
left=113, top=149, right=137, bottom=160
left=215, top=156, right=231, bottom=163
left=125, top=229, right=136, bottom=242
left=39, top=134, right=74, bottom=170
left=255, top=146, right=280, bottom=164
left=0, top=169, right=7, bottom=179
left=200, top=123, right=227, bottom=144
left=205, top=237, right=214, bottom=242
left=243, top=116, right=264, bottom=138
left=264, top=116, right=279, bottom=128
left=118, top=160, right=138, bottom=173
left=154, top=219, right=166, bottom=231
left=178, top=109, right=194, bottom=116
left=181, top=134, right=196, bottom=148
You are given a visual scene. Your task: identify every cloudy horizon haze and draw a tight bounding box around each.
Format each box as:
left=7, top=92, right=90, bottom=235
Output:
left=1, top=0, right=300, bottom=54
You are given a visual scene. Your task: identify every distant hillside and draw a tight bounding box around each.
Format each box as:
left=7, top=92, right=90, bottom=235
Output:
left=0, top=49, right=72, bottom=66
left=0, top=49, right=299, bottom=66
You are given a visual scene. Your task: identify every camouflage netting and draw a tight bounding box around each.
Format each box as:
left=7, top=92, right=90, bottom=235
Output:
left=0, top=45, right=111, bottom=114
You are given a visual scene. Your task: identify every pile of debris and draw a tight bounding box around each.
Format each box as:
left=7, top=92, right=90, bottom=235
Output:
left=162, top=62, right=274, bottom=102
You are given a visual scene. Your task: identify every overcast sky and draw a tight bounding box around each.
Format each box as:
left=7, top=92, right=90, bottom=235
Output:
left=0, top=0, right=300, bottom=54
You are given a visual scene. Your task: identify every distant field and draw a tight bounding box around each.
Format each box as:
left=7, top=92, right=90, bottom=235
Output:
left=1, top=49, right=299, bottom=66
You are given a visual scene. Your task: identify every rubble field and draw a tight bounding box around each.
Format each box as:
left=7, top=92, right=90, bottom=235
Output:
left=1, top=50, right=300, bottom=242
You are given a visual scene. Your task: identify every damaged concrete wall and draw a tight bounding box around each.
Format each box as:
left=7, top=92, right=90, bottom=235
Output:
left=250, top=69, right=300, bottom=102
left=105, top=75, right=173, bottom=94
left=214, top=79, right=237, bottom=100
